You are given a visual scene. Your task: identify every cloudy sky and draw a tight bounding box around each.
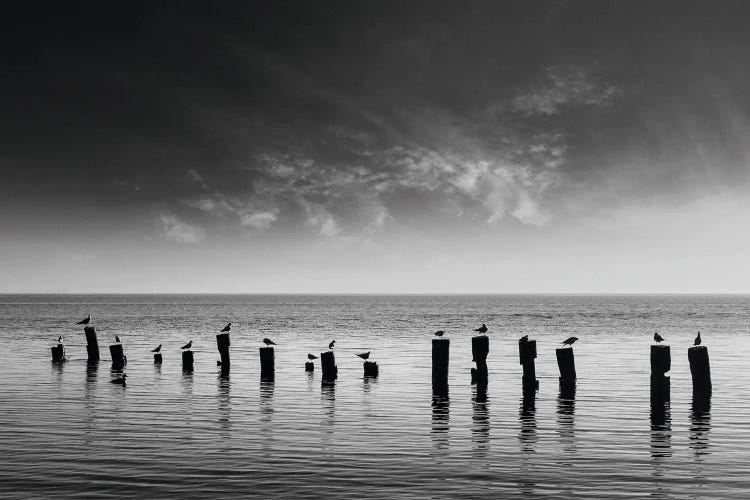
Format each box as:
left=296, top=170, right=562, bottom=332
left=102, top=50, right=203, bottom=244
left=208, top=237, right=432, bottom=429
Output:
left=2, top=1, right=750, bottom=293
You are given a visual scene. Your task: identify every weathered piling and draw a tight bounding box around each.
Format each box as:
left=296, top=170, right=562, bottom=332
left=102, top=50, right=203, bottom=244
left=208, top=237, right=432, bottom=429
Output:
left=182, top=350, right=194, bottom=372
left=471, top=335, right=489, bottom=385
left=153, top=353, right=162, bottom=364
left=650, top=345, right=671, bottom=377
left=260, top=346, right=275, bottom=381
left=216, top=333, right=230, bottom=376
left=109, top=344, right=127, bottom=370
left=305, top=361, right=314, bottom=372
left=51, top=344, right=65, bottom=362
left=363, top=360, right=379, bottom=377
left=650, top=375, right=671, bottom=427
left=432, top=338, right=449, bottom=394
left=688, top=346, right=712, bottom=394
left=321, top=350, right=338, bottom=382
left=84, top=326, right=100, bottom=363
left=556, top=347, right=576, bottom=387
left=519, top=339, right=538, bottom=390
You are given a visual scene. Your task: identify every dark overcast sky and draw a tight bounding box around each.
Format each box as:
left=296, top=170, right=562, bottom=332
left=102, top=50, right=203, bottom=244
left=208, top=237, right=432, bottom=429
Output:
left=3, top=1, right=750, bottom=292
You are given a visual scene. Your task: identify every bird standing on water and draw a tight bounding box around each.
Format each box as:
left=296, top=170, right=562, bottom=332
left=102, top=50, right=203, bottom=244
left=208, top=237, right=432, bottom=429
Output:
left=561, top=336, right=578, bottom=346
left=654, top=332, right=665, bottom=344
left=221, top=322, right=232, bottom=333
left=111, top=374, right=127, bottom=386
left=181, top=340, right=193, bottom=350
left=151, top=344, right=162, bottom=353
left=115, top=335, right=121, bottom=343
left=307, top=353, right=318, bottom=360
left=356, top=351, right=371, bottom=360
left=328, top=340, right=336, bottom=349
left=434, top=330, right=445, bottom=337
left=263, top=338, right=277, bottom=346
left=694, top=331, right=702, bottom=346
left=57, top=335, right=63, bottom=344
left=519, top=335, right=529, bottom=342
left=474, top=324, right=488, bottom=334
left=77, top=314, right=91, bottom=325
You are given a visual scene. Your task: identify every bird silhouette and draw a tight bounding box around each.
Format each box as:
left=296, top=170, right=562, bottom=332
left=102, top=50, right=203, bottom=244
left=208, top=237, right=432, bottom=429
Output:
left=307, top=353, right=318, bottom=360
left=474, top=324, right=488, bottom=334
left=328, top=340, right=336, bottom=349
left=151, top=344, right=162, bottom=353
left=356, top=351, right=371, bottom=360
left=220, top=322, right=232, bottom=333
left=654, top=332, right=665, bottom=343
left=57, top=335, right=63, bottom=344
left=263, top=338, right=277, bottom=346
left=181, top=340, right=193, bottom=350
left=519, top=335, right=529, bottom=342
left=114, top=335, right=121, bottom=343
left=77, top=314, right=91, bottom=325
left=561, top=336, right=578, bottom=346
left=694, top=331, right=702, bottom=346
left=434, top=330, right=445, bottom=337
left=111, top=374, right=127, bottom=385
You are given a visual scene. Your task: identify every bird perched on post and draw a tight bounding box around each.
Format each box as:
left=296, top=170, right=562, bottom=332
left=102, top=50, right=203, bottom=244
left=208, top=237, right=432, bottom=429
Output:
left=653, top=332, right=665, bottom=344
left=474, top=324, right=488, bottom=334
left=220, top=322, right=231, bottom=333
left=115, top=335, right=121, bottom=343
left=307, top=353, right=318, bottom=360
left=77, top=314, right=91, bottom=325
left=561, top=336, right=578, bottom=346
left=356, top=351, right=370, bottom=360
left=433, top=330, right=445, bottom=337
left=519, top=335, right=529, bottom=342
left=328, top=340, right=336, bottom=349
left=151, top=344, right=162, bottom=353
left=694, top=331, right=702, bottom=346
left=181, top=340, right=193, bottom=350
left=111, top=374, right=127, bottom=386
left=263, top=338, right=277, bottom=346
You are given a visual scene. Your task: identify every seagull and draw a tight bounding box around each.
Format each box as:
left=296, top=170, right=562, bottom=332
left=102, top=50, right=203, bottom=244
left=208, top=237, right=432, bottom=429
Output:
left=77, top=314, right=91, bottom=325
left=694, top=331, right=702, bottom=346
left=474, top=324, right=488, bottom=334
left=181, top=340, right=193, bottom=350
left=151, top=344, right=162, bottom=353
left=263, top=338, right=277, bottom=346
left=115, top=335, right=121, bottom=343
left=356, top=351, right=371, bottom=360
left=111, top=374, right=127, bottom=386
left=57, top=335, right=63, bottom=344
left=220, top=322, right=232, bottom=333
left=328, top=340, right=336, bottom=349
left=519, top=335, right=529, bottom=342
left=434, top=330, right=445, bottom=337
left=561, top=336, right=578, bottom=346
left=307, top=353, right=318, bottom=360
left=653, top=332, right=665, bottom=344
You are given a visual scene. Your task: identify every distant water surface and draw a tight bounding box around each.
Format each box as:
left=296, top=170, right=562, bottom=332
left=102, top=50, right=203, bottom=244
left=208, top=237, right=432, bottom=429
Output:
left=0, top=294, right=749, bottom=498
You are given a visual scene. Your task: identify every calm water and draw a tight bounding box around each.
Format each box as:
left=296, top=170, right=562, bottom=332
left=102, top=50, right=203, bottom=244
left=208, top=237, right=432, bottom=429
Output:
left=0, top=294, right=749, bottom=498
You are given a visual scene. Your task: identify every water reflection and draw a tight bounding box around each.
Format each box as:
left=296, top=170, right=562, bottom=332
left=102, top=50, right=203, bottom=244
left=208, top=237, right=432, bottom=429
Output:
left=260, top=380, right=275, bottom=451
left=471, top=385, right=489, bottom=457
left=83, top=363, right=98, bottom=446
left=431, top=394, right=450, bottom=454
left=217, top=375, right=232, bottom=437
left=518, top=388, right=537, bottom=495
left=557, top=382, right=576, bottom=455
left=649, top=375, right=672, bottom=498
left=321, top=382, right=336, bottom=453
left=690, top=392, right=711, bottom=457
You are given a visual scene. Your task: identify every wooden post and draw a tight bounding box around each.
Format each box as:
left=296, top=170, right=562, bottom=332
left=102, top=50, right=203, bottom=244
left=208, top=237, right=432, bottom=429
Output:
left=51, top=344, right=65, bottom=362
left=84, top=326, right=100, bottom=363
left=650, top=345, right=671, bottom=376
left=153, top=353, right=162, bottom=364
left=556, top=347, right=576, bottom=387
left=363, top=360, right=379, bottom=377
left=305, top=361, right=314, bottom=372
left=321, top=351, right=338, bottom=382
left=216, top=333, right=230, bottom=376
left=471, top=335, right=489, bottom=385
left=432, top=338, right=449, bottom=396
left=519, top=339, right=538, bottom=390
left=260, top=346, right=275, bottom=381
left=182, top=350, right=194, bottom=372
left=650, top=374, right=670, bottom=427
left=109, top=344, right=126, bottom=370
left=688, top=346, right=712, bottom=394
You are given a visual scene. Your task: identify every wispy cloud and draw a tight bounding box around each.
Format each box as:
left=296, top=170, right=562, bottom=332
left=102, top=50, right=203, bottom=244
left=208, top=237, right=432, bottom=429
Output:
left=157, top=213, right=205, bottom=243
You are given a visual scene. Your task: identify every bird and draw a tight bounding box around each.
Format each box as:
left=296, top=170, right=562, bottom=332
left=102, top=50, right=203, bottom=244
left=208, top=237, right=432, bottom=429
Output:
left=111, top=374, right=127, bottom=386
left=561, top=336, right=578, bottom=346
left=474, top=324, right=488, bottom=334
left=115, top=335, right=121, bottom=343
left=307, top=353, right=318, bottom=360
left=519, top=335, right=529, bottom=342
left=57, top=335, right=63, bottom=344
left=356, top=351, right=371, bottom=360
left=328, top=340, right=336, bottom=349
left=653, top=332, right=665, bottom=344
left=151, top=344, right=162, bottom=353
left=694, top=331, right=702, bottom=346
left=76, top=314, right=91, bottom=325
left=434, top=330, right=445, bottom=337
left=263, top=338, right=277, bottom=346
left=181, top=340, right=193, bottom=350
left=220, top=322, right=232, bottom=333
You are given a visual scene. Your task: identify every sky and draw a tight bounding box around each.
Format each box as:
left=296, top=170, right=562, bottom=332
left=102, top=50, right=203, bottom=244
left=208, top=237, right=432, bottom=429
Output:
left=2, top=1, right=750, bottom=293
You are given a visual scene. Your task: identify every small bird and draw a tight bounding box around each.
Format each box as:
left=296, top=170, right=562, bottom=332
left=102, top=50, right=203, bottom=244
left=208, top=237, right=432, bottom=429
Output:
left=263, top=338, right=277, bottom=346
left=220, top=322, right=232, bottom=333
left=77, top=314, right=91, bottom=325
left=434, top=330, right=445, bottom=337
left=57, top=335, right=63, bottom=344
left=694, top=331, right=702, bottom=346
left=561, top=336, right=578, bottom=346
left=307, top=353, right=318, bottom=360
left=115, top=335, right=121, bottom=343
left=356, top=351, right=371, bottom=360
left=111, top=374, right=127, bottom=386
left=474, top=324, right=488, bottom=334
left=151, top=344, right=162, bottom=353
left=654, top=332, right=665, bottom=343
left=519, top=335, right=529, bottom=342
left=328, top=340, right=336, bottom=349
left=181, top=340, right=193, bottom=350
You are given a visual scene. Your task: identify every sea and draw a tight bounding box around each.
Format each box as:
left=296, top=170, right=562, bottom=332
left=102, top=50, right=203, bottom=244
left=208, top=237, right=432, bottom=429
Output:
left=0, top=294, right=748, bottom=498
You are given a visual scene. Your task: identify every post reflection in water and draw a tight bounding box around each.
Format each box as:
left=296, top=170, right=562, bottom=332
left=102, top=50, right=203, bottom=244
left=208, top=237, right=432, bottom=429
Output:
left=320, top=382, right=335, bottom=453
left=690, top=391, right=711, bottom=458
left=216, top=375, right=231, bottom=437
left=260, top=380, right=275, bottom=451
left=518, top=387, right=538, bottom=496
left=431, top=393, right=450, bottom=454
left=471, top=383, right=489, bottom=457
left=83, top=363, right=98, bottom=446
left=649, top=375, right=672, bottom=499
left=557, top=382, right=577, bottom=456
